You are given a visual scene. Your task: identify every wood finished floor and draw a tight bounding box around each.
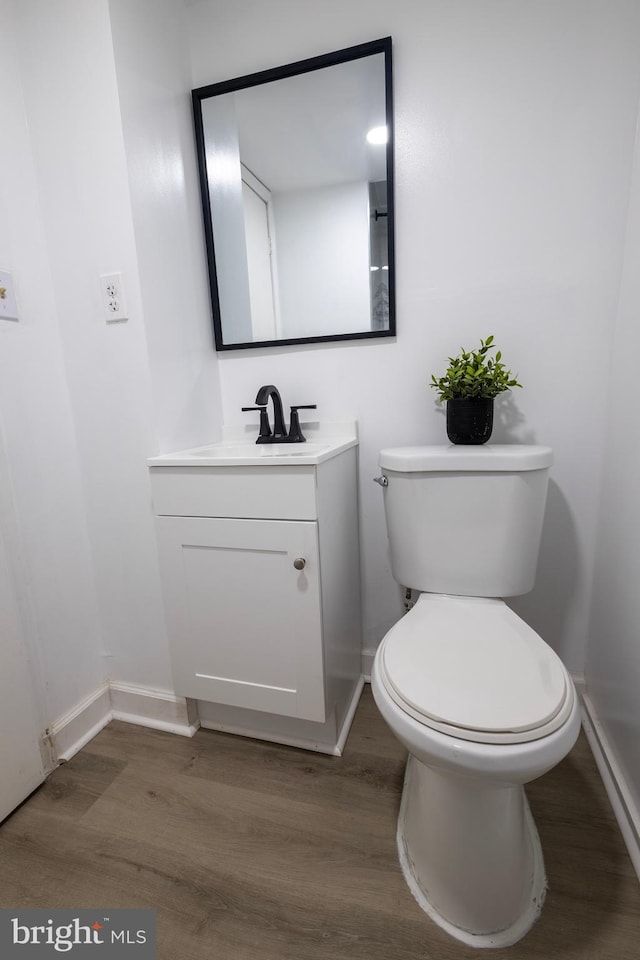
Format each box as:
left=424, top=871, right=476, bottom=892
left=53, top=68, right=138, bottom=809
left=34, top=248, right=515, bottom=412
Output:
left=1, top=686, right=639, bottom=959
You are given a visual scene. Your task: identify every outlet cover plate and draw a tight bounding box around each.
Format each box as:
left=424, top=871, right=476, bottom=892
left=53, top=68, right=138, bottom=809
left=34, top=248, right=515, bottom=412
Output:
left=0, top=269, right=19, bottom=322
left=100, top=272, right=128, bottom=323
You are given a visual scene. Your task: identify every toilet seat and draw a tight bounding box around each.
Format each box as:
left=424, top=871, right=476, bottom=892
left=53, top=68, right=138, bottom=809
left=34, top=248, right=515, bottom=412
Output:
left=379, top=594, right=573, bottom=744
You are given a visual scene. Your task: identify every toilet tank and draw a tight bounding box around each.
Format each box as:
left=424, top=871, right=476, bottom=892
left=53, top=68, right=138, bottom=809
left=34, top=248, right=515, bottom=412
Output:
left=378, top=445, right=553, bottom=598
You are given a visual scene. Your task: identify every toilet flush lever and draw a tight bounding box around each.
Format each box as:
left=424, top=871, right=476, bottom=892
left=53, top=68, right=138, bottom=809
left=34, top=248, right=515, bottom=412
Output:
left=373, top=475, right=388, bottom=487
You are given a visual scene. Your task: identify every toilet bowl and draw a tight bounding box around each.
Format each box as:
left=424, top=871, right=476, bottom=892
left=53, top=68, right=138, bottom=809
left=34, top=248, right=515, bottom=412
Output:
left=372, top=445, right=580, bottom=947
left=371, top=594, right=580, bottom=947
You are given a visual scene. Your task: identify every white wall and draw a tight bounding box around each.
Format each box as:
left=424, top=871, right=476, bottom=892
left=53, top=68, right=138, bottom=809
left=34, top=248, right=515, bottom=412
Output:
left=5, top=0, right=640, bottom=745
left=0, top=0, right=105, bottom=722
left=13, top=0, right=174, bottom=694
left=8, top=0, right=222, bottom=704
left=108, top=0, right=223, bottom=453
left=188, top=0, right=640, bottom=668
left=199, top=94, right=253, bottom=345
left=585, top=109, right=640, bottom=823
left=274, top=181, right=371, bottom=339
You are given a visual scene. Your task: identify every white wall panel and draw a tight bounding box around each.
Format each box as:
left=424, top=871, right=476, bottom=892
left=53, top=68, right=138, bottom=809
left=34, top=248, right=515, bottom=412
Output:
left=188, top=0, right=640, bottom=669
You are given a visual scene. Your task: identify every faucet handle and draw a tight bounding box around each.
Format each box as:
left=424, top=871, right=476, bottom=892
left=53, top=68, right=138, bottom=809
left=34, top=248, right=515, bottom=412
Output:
left=288, top=404, right=317, bottom=443
left=241, top=405, right=271, bottom=442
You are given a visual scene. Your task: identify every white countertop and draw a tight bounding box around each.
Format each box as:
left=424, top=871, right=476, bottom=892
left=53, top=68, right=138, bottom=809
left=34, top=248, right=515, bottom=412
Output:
left=147, top=421, right=358, bottom=467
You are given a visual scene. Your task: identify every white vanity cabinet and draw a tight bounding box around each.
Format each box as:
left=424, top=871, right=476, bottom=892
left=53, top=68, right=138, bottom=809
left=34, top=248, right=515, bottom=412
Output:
left=148, top=435, right=362, bottom=753
left=154, top=512, right=324, bottom=721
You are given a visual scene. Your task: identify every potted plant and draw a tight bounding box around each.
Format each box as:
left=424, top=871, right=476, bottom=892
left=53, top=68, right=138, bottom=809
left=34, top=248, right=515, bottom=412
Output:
left=430, top=335, right=522, bottom=444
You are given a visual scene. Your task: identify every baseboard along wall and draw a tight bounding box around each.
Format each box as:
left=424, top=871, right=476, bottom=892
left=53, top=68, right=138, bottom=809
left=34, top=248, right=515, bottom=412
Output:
left=49, top=681, right=199, bottom=762
left=580, top=690, right=640, bottom=884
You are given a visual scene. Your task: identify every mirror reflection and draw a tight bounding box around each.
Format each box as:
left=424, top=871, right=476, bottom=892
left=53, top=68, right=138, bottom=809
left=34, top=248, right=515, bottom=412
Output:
left=192, top=38, right=394, bottom=350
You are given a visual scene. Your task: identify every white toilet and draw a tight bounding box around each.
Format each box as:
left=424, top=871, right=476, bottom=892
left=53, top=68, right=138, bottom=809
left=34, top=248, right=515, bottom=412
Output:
left=371, top=444, right=580, bottom=948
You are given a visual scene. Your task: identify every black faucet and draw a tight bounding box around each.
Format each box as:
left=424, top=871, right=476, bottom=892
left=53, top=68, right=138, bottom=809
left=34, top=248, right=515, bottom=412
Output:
left=242, top=385, right=287, bottom=442
left=255, top=384, right=287, bottom=441
left=242, top=385, right=316, bottom=443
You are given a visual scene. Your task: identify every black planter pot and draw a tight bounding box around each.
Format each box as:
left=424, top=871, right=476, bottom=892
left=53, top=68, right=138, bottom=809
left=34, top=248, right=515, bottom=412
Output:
left=446, top=397, right=494, bottom=445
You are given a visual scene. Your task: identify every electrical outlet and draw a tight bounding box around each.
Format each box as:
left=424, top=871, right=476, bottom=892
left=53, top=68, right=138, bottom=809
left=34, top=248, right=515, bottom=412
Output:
left=100, top=273, right=128, bottom=323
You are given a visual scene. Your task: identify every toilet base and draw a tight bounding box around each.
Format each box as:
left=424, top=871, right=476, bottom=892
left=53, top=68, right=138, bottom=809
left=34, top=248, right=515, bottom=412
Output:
left=397, top=755, right=547, bottom=948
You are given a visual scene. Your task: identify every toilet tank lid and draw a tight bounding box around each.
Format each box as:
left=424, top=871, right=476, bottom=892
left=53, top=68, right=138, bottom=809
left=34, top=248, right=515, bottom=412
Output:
left=379, top=444, right=553, bottom=472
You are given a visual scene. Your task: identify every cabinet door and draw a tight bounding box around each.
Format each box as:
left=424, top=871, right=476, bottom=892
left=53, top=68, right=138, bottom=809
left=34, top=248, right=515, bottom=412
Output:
left=156, top=517, right=325, bottom=722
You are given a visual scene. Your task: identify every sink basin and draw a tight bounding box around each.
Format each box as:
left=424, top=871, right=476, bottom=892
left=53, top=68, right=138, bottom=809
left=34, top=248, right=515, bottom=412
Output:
left=147, top=435, right=357, bottom=467
left=189, top=442, right=331, bottom=460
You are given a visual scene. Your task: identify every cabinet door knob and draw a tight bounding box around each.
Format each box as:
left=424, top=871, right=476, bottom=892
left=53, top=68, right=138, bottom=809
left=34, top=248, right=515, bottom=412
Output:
left=293, top=557, right=306, bottom=571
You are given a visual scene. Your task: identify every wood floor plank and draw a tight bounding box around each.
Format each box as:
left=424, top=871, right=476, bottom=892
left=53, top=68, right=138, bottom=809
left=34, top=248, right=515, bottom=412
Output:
left=1, top=685, right=639, bottom=960
left=18, top=749, right=128, bottom=822
left=25, top=754, right=418, bottom=920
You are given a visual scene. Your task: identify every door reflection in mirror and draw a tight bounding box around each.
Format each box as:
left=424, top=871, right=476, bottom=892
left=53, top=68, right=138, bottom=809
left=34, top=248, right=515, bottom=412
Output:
left=193, top=37, right=395, bottom=350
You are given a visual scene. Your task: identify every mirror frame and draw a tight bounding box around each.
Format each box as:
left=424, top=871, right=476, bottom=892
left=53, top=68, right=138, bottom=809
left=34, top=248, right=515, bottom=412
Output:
left=192, top=37, right=395, bottom=351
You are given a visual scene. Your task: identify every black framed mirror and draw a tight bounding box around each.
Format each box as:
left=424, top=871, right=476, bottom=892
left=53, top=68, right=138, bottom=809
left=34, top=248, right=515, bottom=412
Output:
left=192, top=37, right=395, bottom=351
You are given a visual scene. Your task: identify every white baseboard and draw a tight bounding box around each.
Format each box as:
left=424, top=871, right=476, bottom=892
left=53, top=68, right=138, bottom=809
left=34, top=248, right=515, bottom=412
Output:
left=199, top=678, right=365, bottom=757
left=335, top=676, right=366, bottom=756
left=361, top=648, right=375, bottom=681
left=51, top=681, right=199, bottom=763
left=571, top=672, right=586, bottom=696
left=581, top=690, right=640, bottom=883
left=109, top=682, right=199, bottom=738
left=50, top=684, right=112, bottom=762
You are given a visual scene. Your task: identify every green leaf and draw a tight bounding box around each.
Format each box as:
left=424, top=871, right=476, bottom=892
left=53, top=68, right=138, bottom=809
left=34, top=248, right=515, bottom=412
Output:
left=429, top=335, right=522, bottom=401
